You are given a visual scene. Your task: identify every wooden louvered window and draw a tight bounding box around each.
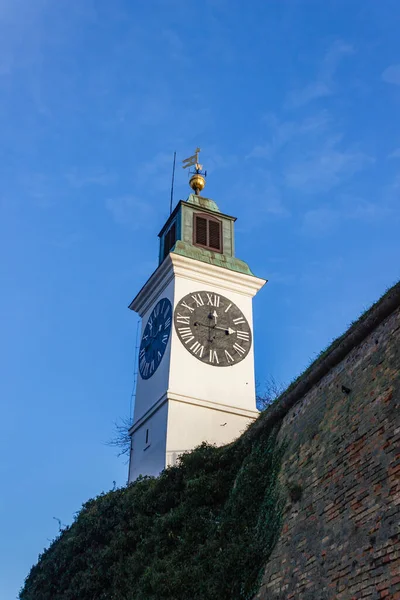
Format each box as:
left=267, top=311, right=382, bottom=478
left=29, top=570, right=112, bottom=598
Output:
left=208, top=220, right=221, bottom=250
left=163, top=222, right=176, bottom=259
left=195, top=216, right=207, bottom=246
left=193, top=213, right=222, bottom=253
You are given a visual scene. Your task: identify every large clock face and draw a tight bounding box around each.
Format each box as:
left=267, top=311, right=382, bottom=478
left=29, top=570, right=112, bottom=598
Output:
left=174, top=291, right=252, bottom=367
left=139, top=298, right=172, bottom=379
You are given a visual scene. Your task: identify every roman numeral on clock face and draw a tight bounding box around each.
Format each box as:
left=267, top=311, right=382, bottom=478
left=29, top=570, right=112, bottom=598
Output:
left=139, top=297, right=172, bottom=380
left=180, top=300, right=195, bottom=313
left=206, top=293, right=220, bottom=307
left=209, top=350, right=219, bottom=364
left=236, top=330, right=250, bottom=341
left=142, top=361, right=150, bottom=376
left=191, top=293, right=204, bottom=307
left=224, top=349, right=234, bottom=363
left=176, top=313, right=191, bottom=325
left=174, top=291, right=252, bottom=367
left=233, top=316, right=246, bottom=325
left=190, top=341, right=204, bottom=357
left=178, top=327, right=194, bottom=344
left=233, top=342, right=246, bottom=356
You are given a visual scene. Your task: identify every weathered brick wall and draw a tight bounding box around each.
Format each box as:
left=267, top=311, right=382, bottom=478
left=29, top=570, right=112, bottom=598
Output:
left=256, top=306, right=400, bottom=600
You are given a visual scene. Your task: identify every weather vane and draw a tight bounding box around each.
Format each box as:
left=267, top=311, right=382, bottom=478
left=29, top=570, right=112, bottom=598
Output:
left=182, top=147, right=207, bottom=195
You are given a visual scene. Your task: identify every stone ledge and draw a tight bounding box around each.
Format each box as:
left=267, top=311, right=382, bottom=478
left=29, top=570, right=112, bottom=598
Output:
left=250, top=280, right=400, bottom=438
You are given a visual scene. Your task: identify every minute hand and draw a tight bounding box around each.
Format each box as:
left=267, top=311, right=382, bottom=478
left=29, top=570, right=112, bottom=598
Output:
left=213, top=325, right=236, bottom=335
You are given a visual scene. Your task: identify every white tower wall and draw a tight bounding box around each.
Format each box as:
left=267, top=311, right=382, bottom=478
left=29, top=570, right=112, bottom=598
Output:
left=128, top=253, right=265, bottom=483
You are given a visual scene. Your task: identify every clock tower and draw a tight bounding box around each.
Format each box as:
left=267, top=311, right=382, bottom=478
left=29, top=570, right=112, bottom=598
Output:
left=128, top=150, right=266, bottom=482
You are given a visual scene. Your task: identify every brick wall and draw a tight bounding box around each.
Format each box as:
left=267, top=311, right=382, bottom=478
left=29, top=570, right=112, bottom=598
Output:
left=256, top=306, right=400, bottom=600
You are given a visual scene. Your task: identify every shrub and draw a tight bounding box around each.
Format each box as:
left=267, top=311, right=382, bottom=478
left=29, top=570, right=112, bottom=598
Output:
left=20, top=426, right=284, bottom=600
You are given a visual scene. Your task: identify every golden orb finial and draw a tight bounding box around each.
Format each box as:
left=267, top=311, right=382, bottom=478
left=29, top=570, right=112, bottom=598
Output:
left=182, top=147, right=207, bottom=195
left=189, top=172, right=206, bottom=194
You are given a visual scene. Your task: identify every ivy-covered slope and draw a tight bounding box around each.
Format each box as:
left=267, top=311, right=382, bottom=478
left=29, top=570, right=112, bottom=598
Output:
left=20, top=426, right=284, bottom=600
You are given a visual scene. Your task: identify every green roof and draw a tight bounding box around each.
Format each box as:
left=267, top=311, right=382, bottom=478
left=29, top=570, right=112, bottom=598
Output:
left=172, top=240, right=254, bottom=276
left=186, top=193, right=221, bottom=213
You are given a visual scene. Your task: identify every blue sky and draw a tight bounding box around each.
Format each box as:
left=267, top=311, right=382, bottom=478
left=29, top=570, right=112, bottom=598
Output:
left=1, top=0, right=399, bottom=597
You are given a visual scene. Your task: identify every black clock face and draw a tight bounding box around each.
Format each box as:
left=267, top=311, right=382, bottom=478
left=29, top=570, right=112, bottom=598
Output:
left=174, top=291, right=252, bottom=367
left=139, top=298, right=172, bottom=379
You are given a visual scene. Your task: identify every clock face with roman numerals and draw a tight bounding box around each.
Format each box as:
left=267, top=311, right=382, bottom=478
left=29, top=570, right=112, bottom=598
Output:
left=174, top=291, right=252, bottom=367
left=139, top=298, right=172, bottom=379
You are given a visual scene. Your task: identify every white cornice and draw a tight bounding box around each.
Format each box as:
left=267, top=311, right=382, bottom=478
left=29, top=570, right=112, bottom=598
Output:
left=129, top=253, right=267, bottom=316
left=170, top=253, right=266, bottom=297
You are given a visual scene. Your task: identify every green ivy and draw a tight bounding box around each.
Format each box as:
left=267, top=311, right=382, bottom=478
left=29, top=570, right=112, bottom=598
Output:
left=20, top=425, right=284, bottom=600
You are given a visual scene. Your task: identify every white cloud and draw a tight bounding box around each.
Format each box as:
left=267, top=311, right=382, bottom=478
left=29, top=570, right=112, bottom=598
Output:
left=284, top=136, right=374, bottom=193
left=262, top=194, right=290, bottom=217
left=302, top=206, right=338, bottom=234
left=65, top=169, right=116, bottom=188
left=247, top=111, right=330, bottom=161
left=286, top=82, right=331, bottom=109
left=21, top=172, right=60, bottom=208
left=388, top=148, right=400, bottom=159
left=302, top=198, right=396, bottom=235
left=323, top=40, right=354, bottom=79
left=105, top=196, right=155, bottom=229
left=385, top=173, right=400, bottom=197
left=247, top=144, right=274, bottom=160
left=137, top=152, right=177, bottom=192
left=199, top=147, right=239, bottom=172
left=260, top=172, right=290, bottom=217
left=285, top=40, right=354, bottom=109
left=161, top=29, right=188, bottom=63
left=382, top=64, right=400, bottom=86
left=49, top=232, right=83, bottom=249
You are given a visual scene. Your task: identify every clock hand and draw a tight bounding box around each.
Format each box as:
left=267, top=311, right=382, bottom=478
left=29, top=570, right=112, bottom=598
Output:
left=194, top=322, right=235, bottom=335
left=213, top=325, right=236, bottom=335
left=193, top=321, right=216, bottom=343
left=194, top=321, right=212, bottom=329
left=144, top=330, right=161, bottom=350
left=208, top=320, right=214, bottom=343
